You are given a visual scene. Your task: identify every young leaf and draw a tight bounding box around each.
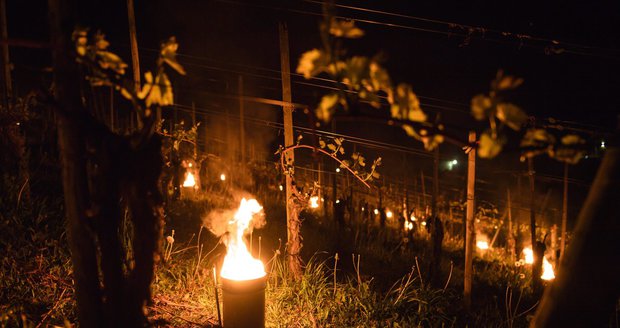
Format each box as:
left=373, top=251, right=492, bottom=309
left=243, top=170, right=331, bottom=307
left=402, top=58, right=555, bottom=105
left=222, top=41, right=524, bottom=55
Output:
left=296, top=49, right=330, bottom=79
left=478, top=132, right=505, bottom=158
left=496, top=103, right=527, bottom=130
left=161, top=36, right=186, bottom=75
left=316, top=93, right=339, bottom=122
left=471, top=94, right=492, bottom=120
left=329, top=18, right=364, bottom=39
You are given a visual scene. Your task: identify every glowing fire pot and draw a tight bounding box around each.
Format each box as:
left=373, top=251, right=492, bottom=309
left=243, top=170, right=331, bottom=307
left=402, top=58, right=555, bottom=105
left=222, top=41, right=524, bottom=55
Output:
left=221, top=276, right=266, bottom=328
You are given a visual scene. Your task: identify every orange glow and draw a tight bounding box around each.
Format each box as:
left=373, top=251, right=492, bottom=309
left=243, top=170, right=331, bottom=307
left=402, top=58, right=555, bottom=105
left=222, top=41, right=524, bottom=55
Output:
left=523, top=247, right=534, bottom=264
left=183, top=172, right=196, bottom=187
left=386, top=210, right=393, bottom=218
left=309, top=196, right=319, bottom=208
left=476, top=241, right=489, bottom=250
left=541, top=257, right=555, bottom=281
left=220, top=198, right=265, bottom=281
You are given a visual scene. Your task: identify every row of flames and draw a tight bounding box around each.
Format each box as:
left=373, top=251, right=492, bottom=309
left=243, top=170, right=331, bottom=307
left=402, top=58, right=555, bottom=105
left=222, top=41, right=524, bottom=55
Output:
left=476, top=235, right=555, bottom=281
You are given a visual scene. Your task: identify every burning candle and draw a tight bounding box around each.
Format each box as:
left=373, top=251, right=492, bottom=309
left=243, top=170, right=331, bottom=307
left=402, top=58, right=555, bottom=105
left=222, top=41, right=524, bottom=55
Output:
left=523, top=247, right=534, bottom=264
left=541, top=257, right=555, bottom=281
left=220, top=198, right=265, bottom=280
left=309, top=196, right=319, bottom=208
left=220, top=198, right=267, bottom=328
left=182, top=172, right=196, bottom=187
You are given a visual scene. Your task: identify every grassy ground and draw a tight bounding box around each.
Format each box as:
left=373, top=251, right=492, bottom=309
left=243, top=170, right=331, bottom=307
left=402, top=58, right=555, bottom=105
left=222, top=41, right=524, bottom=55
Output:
left=1, top=180, right=541, bottom=327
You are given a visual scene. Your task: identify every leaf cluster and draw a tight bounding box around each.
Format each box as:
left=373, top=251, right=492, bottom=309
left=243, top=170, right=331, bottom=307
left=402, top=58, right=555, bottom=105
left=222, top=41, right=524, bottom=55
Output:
left=296, top=8, right=440, bottom=151
left=470, top=70, right=528, bottom=158
left=72, top=29, right=186, bottom=116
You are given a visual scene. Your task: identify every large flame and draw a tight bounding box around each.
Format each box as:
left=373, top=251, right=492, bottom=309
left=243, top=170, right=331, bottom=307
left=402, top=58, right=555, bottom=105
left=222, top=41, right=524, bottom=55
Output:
left=523, top=247, right=534, bottom=264
left=183, top=172, right=196, bottom=187
left=220, top=198, right=265, bottom=281
left=541, top=257, right=555, bottom=281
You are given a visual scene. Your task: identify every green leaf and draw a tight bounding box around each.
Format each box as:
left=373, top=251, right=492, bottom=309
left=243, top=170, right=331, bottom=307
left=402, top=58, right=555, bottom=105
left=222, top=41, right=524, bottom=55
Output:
left=471, top=94, right=492, bottom=121
left=496, top=75, right=523, bottom=90
left=391, top=83, right=426, bottom=122
left=296, top=49, right=330, bottom=79
left=478, top=132, right=505, bottom=158
left=97, top=51, right=128, bottom=75
left=561, top=134, right=585, bottom=145
left=329, top=18, right=364, bottom=38
left=316, top=93, right=339, bottom=123
left=496, top=103, right=527, bottom=130
left=161, top=37, right=186, bottom=75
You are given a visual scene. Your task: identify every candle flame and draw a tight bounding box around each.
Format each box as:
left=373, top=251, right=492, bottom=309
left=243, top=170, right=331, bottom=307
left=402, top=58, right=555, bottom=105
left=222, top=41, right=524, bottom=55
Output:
left=183, top=172, right=196, bottom=187
left=220, top=198, right=265, bottom=281
left=523, top=247, right=534, bottom=264
left=309, top=196, right=319, bottom=208
left=541, top=257, right=555, bottom=281
left=476, top=240, right=489, bottom=250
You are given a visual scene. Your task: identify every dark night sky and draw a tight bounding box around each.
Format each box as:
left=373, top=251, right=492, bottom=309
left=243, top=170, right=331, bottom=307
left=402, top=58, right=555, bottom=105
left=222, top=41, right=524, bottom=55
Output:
left=7, top=0, right=620, bottom=225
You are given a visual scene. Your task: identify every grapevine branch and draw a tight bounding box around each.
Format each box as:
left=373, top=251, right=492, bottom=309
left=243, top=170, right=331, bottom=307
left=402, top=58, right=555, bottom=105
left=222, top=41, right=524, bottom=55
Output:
left=278, top=144, right=372, bottom=189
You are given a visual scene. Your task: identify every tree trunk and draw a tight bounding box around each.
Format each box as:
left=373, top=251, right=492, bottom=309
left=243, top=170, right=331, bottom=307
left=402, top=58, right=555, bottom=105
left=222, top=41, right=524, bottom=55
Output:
left=528, top=156, right=543, bottom=292
left=49, top=0, right=103, bottom=325
left=532, top=132, right=620, bottom=327
left=560, top=162, right=568, bottom=262
left=428, top=146, right=444, bottom=287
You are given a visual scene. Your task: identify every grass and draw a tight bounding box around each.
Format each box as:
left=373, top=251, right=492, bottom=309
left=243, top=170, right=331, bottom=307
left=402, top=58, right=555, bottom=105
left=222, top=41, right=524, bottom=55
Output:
left=1, top=174, right=543, bottom=328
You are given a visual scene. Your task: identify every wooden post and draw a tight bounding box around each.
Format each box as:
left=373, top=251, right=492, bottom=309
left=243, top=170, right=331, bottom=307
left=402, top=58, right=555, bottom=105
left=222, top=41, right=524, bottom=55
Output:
left=238, top=75, right=245, bottom=164
left=0, top=0, right=12, bottom=109
left=507, top=188, right=515, bottom=263
left=279, top=22, right=302, bottom=279
left=420, top=171, right=427, bottom=212
left=560, top=162, right=568, bottom=262
left=464, top=131, right=476, bottom=310
left=127, top=0, right=141, bottom=128
left=528, top=156, right=542, bottom=292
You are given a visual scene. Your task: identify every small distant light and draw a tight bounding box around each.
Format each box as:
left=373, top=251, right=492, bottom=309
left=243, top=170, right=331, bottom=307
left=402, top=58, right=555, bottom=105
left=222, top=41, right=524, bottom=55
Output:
left=361, top=207, right=365, bottom=211
left=16, top=122, right=20, bottom=126
left=494, top=225, right=498, bottom=229
left=374, top=209, right=379, bottom=215
left=335, top=167, right=341, bottom=173
left=410, top=214, right=417, bottom=221
left=601, top=141, right=606, bottom=149
left=278, top=184, right=284, bottom=191
left=452, top=159, right=458, bottom=165
left=386, top=210, right=393, bottom=218
left=220, top=174, right=226, bottom=181
left=188, top=162, right=193, bottom=168
left=421, top=221, right=427, bottom=226
left=321, top=197, right=324, bottom=202
left=335, top=199, right=340, bottom=204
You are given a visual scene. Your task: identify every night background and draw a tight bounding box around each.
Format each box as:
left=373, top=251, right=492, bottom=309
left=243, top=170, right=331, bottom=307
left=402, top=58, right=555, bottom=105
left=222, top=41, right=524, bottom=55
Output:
left=1, top=0, right=619, bottom=327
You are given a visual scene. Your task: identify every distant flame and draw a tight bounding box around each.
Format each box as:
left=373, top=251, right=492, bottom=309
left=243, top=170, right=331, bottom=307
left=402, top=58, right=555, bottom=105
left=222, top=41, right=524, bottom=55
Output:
left=183, top=172, right=196, bottom=187
left=541, top=257, right=555, bottom=281
left=404, top=221, right=414, bottom=231
left=523, top=247, right=534, bottom=264
left=476, top=234, right=490, bottom=250
left=220, top=198, right=265, bottom=281
left=220, top=174, right=226, bottom=181
left=309, top=196, right=319, bottom=208
left=386, top=210, right=393, bottom=218
left=476, top=241, right=489, bottom=250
